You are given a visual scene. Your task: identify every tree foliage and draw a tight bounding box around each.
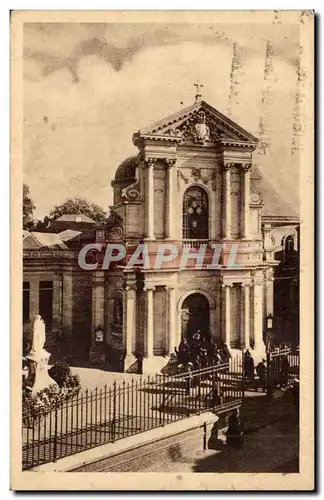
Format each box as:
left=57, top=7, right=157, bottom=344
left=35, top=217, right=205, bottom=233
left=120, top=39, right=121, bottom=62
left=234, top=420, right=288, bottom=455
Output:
left=49, top=197, right=107, bottom=224
left=23, top=184, right=36, bottom=230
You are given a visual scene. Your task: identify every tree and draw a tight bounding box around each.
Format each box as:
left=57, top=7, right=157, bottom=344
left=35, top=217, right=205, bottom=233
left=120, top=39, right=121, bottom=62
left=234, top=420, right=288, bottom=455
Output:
left=33, top=215, right=51, bottom=232
left=49, top=197, right=107, bottom=225
left=23, top=184, right=36, bottom=230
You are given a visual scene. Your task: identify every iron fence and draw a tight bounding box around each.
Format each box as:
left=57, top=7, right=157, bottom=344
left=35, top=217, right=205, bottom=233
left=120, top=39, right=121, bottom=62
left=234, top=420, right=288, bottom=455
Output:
left=267, top=344, right=299, bottom=388
left=22, top=356, right=243, bottom=470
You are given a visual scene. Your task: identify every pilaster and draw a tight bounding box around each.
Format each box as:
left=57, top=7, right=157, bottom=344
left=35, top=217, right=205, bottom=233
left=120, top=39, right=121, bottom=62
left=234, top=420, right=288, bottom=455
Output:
left=144, top=157, right=156, bottom=240
left=165, top=158, right=177, bottom=239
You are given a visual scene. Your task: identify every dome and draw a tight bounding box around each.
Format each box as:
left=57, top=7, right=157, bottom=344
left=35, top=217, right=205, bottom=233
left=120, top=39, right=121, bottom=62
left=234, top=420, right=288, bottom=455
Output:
left=113, top=156, right=138, bottom=183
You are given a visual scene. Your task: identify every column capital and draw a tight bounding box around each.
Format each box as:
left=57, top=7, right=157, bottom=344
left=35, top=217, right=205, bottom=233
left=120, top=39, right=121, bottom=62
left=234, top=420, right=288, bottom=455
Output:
left=165, top=284, right=175, bottom=291
left=122, top=277, right=138, bottom=290
left=144, top=284, right=156, bottom=292
left=144, top=157, right=157, bottom=167
left=262, top=222, right=272, bottom=232
left=241, top=162, right=252, bottom=172
left=221, top=281, right=234, bottom=288
left=253, top=277, right=263, bottom=287
left=241, top=281, right=252, bottom=287
left=165, top=158, right=177, bottom=168
left=222, top=161, right=234, bottom=172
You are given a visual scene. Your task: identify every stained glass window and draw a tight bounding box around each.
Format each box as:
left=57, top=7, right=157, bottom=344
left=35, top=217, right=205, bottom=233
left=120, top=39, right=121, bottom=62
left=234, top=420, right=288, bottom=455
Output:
left=182, top=186, right=209, bottom=239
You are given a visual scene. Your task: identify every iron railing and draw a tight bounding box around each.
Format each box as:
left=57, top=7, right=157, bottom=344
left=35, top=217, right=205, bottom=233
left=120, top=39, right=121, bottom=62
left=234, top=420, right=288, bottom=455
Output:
left=267, top=345, right=299, bottom=388
left=22, top=356, right=243, bottom=470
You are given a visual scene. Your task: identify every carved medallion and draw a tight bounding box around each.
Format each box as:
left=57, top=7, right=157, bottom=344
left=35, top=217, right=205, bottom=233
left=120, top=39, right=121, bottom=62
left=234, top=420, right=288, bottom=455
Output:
left=193, top=111, right=211, bottom=144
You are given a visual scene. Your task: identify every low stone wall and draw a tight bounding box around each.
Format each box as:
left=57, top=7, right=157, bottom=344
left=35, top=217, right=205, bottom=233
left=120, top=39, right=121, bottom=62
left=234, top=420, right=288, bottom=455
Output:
left=32, top=412, right=219, bottom=473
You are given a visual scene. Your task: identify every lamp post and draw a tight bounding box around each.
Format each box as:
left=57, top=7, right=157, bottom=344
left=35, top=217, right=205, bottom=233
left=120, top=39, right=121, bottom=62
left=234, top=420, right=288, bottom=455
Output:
left=265, top=313, right=273, bottom=401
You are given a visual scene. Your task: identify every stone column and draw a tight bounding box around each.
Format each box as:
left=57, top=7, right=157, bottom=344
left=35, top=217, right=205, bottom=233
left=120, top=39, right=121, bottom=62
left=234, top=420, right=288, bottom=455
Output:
left=165, top=158, right=176, bottom=239
left=222, top=283, right=232, bottom=347
left=253, top=276, right=264, bottom=352
left=92, top=271, right=105, bottom=339
left=145, top=158, right=156, bottom=240
left=265, top=272, right=274, bottom=319
left=166, top=285, right=176, bottom=354
left=145, top=285, right=155, bottom=357
left=242, top=164, right=251, bottom=239
left=124, top=285, right=136, bottom=356
left=243, top=283, right=250, bottom=348
left=223, top=163, right=232, bottom=239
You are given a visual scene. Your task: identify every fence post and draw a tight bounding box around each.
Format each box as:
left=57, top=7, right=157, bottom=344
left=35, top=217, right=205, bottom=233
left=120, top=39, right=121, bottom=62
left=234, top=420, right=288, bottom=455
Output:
left=266, top=347, right=272, bottom=402
left=241, top=350, right=245, bottom=399
left=112, top=380, right=117, bottom=442
left=160, top=374, right=166, bottom=426
left=53, top=403, right=58, bottom=463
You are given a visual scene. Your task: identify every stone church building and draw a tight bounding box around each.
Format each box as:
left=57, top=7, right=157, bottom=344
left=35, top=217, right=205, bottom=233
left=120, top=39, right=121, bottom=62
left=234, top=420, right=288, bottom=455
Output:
left=23, top=91, right=300, bottom=372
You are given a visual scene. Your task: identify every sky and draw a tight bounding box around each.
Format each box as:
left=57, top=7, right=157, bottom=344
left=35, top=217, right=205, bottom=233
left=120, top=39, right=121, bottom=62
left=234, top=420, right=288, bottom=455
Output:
left=23, top=14, right=304, bottom=219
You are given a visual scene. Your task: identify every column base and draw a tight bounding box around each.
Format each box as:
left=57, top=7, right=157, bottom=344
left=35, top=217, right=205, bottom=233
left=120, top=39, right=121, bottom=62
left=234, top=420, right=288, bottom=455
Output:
left=250, top=343, right=266, bottom=365
left=123, top=354, right=139, bottom=373
left=141, top=355, right=170, bottom=375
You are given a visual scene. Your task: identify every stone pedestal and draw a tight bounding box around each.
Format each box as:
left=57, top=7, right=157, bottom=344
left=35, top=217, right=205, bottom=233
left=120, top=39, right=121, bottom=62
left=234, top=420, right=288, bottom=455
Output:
left=124, top=354, right=139, bottom=373
left=25, top=349, right=54, bottom=393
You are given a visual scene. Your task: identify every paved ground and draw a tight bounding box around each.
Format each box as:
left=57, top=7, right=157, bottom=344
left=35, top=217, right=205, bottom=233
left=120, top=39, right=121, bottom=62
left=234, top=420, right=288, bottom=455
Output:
left=70, top=366, right=143, bottom=393
left=143, top=413, right=299, bottom=473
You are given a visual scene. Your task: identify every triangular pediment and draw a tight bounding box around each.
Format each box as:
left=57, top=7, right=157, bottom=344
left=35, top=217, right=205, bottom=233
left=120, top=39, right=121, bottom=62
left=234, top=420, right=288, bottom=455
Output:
left=135, top=100, right=258, bottom=146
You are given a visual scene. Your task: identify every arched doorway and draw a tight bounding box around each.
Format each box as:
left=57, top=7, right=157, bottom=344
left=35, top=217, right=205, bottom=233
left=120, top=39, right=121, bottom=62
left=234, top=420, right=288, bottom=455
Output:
left=181, top=293, right=210, bottom=340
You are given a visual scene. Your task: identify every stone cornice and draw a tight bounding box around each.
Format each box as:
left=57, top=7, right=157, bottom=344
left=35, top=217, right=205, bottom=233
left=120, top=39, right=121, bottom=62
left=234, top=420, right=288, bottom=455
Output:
left=218, top=139, right=257, bottom=150
left=133, top=132, right=182, bottom=147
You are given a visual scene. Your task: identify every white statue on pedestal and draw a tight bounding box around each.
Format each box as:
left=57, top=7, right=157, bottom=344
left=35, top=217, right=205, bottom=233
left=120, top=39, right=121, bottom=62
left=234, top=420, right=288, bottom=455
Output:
left=25, top=315, right=55, bottom=392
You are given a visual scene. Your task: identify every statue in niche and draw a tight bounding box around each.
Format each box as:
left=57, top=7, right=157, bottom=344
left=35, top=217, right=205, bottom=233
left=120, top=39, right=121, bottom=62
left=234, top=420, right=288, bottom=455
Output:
left=89, top=325, right=107, bottom=366
left=113, top=296, right=123, bottom=326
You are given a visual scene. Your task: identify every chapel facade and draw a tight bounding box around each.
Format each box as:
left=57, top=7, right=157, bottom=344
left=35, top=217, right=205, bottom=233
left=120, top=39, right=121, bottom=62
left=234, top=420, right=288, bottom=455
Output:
left=100, top=91, right=285, bottom=373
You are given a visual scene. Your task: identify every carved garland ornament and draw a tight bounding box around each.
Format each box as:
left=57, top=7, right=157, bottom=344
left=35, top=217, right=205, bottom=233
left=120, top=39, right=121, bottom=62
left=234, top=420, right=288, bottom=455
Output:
left=177, top=167, right=217, bottom=191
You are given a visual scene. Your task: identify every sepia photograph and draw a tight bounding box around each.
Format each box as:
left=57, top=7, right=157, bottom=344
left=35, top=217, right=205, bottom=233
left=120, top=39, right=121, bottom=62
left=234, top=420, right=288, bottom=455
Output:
left=10, top=9, right=314, bottom=490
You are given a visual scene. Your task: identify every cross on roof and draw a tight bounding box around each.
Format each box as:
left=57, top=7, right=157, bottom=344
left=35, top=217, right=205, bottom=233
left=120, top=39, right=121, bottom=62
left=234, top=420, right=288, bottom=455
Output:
left=194, top=82, right=203, bottom=102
